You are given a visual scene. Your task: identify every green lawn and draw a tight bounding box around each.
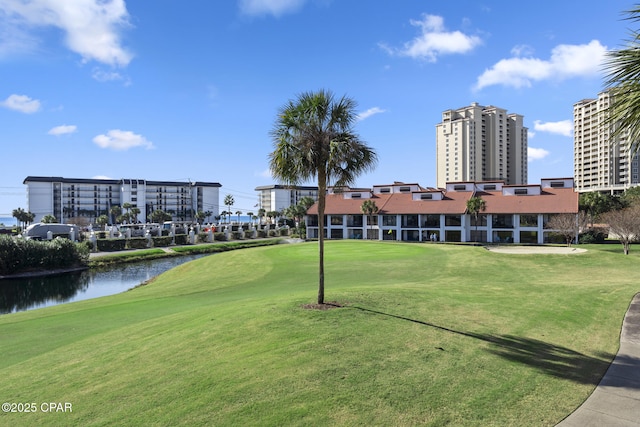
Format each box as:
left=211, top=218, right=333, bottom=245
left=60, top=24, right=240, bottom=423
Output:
left=0, top=241, right=638, bottom=426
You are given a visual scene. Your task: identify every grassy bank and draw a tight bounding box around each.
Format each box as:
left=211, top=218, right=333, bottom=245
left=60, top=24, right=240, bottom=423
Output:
left=88, top=238, right=282, bottom=267
left=0, top=241, right=638, bottom=426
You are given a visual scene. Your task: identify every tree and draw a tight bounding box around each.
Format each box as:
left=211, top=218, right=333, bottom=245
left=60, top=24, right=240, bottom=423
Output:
left=12, top=208, right=26, bottom=230
left=246, top=212, right=254, bottom=225
left=466, top=196, right=486, bottom=242
left=579, top=192, right=620, bottom=226
left=620, top=185, right=640, bottom=207
left=110, top=205, right=122, bottom=224
left=96, top=214, right=109, bottom=230
left=130, top=207, right=141, bottom=224
left=360, top=199, right=378, bottom=240
left=269, top=89, right=377, bottom=304
left=195, top=210, right=206, bottom=224
left=224, top=195, right=234, bottom=223
left=150, top=209, right=171, bottom=223
left=601, top=205, right=640, bottom=254
left=235, top=210, right=243, bottom=223
left=122, top=203, right=132, bottom=223
left=546, top=213, right=587, bottom=247
left=604, top=5, right=640, bottom=158
left=41, top=214, right=57, bottom=224
left=257, top=208, right=266, bottom=227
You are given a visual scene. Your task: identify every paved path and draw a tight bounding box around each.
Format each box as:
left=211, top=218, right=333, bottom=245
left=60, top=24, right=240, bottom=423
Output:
left=557, top=293, right=640, bottom=426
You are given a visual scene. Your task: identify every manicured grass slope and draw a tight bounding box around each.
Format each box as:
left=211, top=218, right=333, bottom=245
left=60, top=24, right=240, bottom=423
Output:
left=0, top=241, right=638, bottom=426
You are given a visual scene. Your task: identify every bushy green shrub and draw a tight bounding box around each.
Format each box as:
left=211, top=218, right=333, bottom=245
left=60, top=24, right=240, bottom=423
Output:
left=174, top=234, right=188, bottom=245
left=257, top=229, right=267, bottom=238
left=197, top=232, right=209, bottom=243
left=214, top=232, right=226, bottom=241
left=0, top=235, right=88, bottom=275
left=579, top=228, right=607, bottom=244
left=232, top=231, right=243, bottom=240
left=244, top=230, right=254, bottom=239
left=152, top=236, right=172, bottom=247
left=127, top=237, right=149, bottom=249
left=268, top=230, right=278, bottom=237
left=97, top=239, right=127, bottom=252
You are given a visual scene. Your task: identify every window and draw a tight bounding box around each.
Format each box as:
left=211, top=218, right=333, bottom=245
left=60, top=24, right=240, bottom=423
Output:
left=402, top=215, right=418, bottom=227
left=454, top=185, right=466, bottom=191
left=445, top=215, right=461, bottom=226
left=519, top=215, right=538, bottom=227
left=382, top=215, right=396, bottom=226
left=399, top=186, right=411, bottom=192
left=420, top=194, right=433, bottom=200
left=330, top=215, right=343, bottom=225
left=550, top=181, right=565, bottom=188
left=379, top=188, right=391, bottom=193
left=484, top=184, right=496, bottom=191
left=423, top=214, right=440, bottom=227
left=514, top=188, right=528, bottom=195
left=493, top=214, right=514, bottom=228
left=351, top=193, right=361, bottom=199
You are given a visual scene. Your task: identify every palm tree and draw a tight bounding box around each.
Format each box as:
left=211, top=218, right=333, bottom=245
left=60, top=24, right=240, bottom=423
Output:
left=224, top=195, right=234, bottom=224
left=269, top=89, right=377, bottom=304
left=604, top=5, right=640, bottom=158
left=235, top=210, right=243, bottom=223
left=110, top=205, right=122, bottom=224
left=360, top=199, right=378, bottom=240
left=257, top=208, right=266, bottom=227
left=466, top=196, right=486, bottom=242
left=41, top=214, right=57, bottom=224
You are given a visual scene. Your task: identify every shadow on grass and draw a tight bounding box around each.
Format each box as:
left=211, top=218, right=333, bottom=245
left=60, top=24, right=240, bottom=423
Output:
left=350, top=306, right=617, bottom=386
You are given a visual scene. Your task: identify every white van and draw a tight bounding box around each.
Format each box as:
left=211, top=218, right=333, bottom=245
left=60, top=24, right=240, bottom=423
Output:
left=24, top=223, right=81, bottom=241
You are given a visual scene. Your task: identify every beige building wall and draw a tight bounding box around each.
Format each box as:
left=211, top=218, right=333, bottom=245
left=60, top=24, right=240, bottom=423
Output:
left=573, top=90, right=639, bottom=193
left=436, top=103, right=527, bottom=188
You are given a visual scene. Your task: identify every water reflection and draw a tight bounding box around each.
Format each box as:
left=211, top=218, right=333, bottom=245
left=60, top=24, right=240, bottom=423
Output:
left=0, top=254, right=207, bottom=314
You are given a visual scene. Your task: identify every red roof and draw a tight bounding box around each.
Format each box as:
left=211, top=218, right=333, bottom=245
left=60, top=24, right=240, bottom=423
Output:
left=307, top=186, right=578, bottom=215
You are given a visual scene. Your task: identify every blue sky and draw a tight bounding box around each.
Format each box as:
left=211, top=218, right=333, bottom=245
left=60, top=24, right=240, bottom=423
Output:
left=0, top=0, right=631, bottom=217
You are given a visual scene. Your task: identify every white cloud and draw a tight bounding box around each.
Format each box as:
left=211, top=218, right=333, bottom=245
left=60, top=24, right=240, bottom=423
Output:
left=92, top=68, right=131, bottom=85
left=93, top=130, right=154, bottom=151
left=382, top=14, right=482, bottom=62
left=48, top=125, right=77, bottom=136
left=533, top=120, right=573, bottom=137
left=528, top=147, right=550, bottom=162
left=0, top=0, right=133, bottom=67
left=1, top=94, right=41, bottom=113
left=357, top=107, right=386, bottom=121
left=475, top=40, right=607, bottom=90
left=239, top=0, right=305, bottom=17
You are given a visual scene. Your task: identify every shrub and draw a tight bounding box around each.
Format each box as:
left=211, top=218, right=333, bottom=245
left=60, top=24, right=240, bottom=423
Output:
left=0, top=235, right=88, bottom=275
left=579, top=228, right=608, bottom=244
left=152, top=236, right=172, bottom=247
left=174, top=234, right=189, bottom=245
left=127, top=237, right=149, bottom=249
left=197, top=232, right=209, bottom=243
left=268, top=230, right=278, bottom=237
left=232, top=231, right=244, bottom=240
left=97, top=239, right=127, bottom=252
left=214, top=232, right=227, bottom=241
left=257, top=229, right=267, bottom=238
left=244, top=230, right=254, bottom=239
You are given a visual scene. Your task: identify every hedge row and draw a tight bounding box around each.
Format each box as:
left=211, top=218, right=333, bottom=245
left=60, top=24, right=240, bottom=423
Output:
left=0, top=235, right=89, bottom=275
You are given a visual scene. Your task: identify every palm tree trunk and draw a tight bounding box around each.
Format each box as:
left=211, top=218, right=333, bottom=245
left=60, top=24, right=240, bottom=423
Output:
left=317, top=171, right=326, bottom=305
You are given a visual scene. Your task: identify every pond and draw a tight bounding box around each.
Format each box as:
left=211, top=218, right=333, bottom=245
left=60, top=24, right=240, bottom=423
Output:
left=0, top=254, right=209, bottom=314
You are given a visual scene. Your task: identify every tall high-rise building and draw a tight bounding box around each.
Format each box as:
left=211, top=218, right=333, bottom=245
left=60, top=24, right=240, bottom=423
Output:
left=573, top=90, right=639, bottom=193
left=435, top=102, right=528, bottom=188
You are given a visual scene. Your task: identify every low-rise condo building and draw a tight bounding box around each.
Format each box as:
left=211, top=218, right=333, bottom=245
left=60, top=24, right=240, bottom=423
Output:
left=23, top=176, right=221, bottom=224
left=306, top=178, right=578, bottom=244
